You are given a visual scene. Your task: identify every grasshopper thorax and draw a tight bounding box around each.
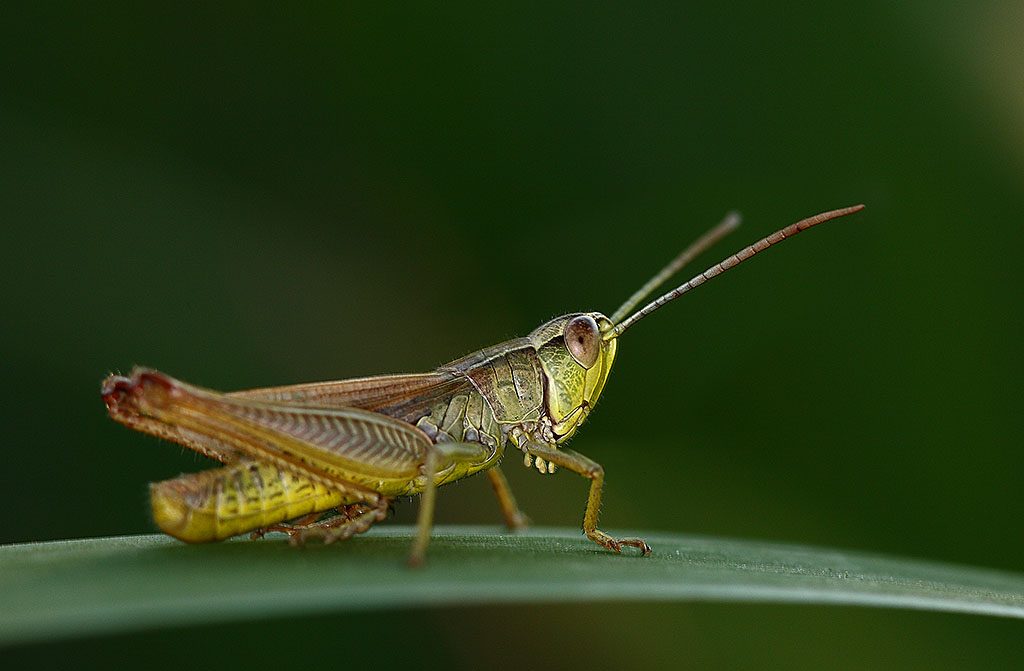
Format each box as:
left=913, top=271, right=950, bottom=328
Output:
left=528, top=312, right=617, bottom=443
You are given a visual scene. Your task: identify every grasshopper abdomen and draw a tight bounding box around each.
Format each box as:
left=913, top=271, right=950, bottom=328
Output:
left=150, top=461, right=356, bottom=543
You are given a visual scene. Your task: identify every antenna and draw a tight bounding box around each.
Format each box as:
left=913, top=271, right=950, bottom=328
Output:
left=609, top=212, right=741, bottom=325
left=605, top=204, right=865, bottom=339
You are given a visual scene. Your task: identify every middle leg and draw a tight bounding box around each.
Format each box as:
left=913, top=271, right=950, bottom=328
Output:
left=408, top=440, right=504, bottom=565
left=486, top=466, right=529, bottom=530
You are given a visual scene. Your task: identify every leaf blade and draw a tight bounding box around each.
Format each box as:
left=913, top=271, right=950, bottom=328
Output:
left=2, top=526, right=1023, bottom=646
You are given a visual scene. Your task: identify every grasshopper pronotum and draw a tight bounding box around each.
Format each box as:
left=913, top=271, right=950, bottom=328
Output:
left=103, top=204, right=864, bottom=564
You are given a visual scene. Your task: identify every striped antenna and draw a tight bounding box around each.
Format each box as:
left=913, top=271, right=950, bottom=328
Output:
left=609, top=211, right=742, bottom=325
left=605, top=204, right=865, bottom=339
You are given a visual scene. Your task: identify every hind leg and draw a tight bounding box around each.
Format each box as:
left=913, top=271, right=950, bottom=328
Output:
left=287, top=498, right=390, bottom=546
left=251, top=502, right=379, bottom=539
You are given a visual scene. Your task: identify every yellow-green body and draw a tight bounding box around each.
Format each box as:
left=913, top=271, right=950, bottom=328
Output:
left=130, top=312, right=617, bottom=544
left=102, top=204, right=864, bottom=560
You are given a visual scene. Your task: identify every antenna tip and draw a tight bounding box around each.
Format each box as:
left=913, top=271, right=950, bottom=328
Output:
left=828, top=203, right=866, bottom=216
left=723, top=211, right=742, bottom=230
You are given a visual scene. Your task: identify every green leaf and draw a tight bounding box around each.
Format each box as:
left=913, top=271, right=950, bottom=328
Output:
left=3, top=526, right=1023, bottom=646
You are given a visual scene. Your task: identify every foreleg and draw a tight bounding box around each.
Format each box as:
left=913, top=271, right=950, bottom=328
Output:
left=525, top=442, right=651, bottom=556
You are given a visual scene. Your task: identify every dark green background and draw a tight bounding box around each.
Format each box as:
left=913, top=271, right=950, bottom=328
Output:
left=2, top=3, right=1021, bottom=669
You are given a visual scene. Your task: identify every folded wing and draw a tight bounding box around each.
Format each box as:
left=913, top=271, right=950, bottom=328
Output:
left=103, top=369, right=434, bottom=492
left=228, top=371, right=470, bottom=424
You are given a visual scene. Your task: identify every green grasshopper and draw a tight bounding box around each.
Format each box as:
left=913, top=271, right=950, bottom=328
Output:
left=102, top=204, right=863, bottom=564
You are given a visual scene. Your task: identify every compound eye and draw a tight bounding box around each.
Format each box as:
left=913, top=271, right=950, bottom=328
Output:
left=564, top=315, right=601, bottom=369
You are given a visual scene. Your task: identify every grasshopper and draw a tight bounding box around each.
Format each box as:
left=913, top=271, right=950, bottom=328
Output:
left=102, top=204, right=863, bottom=564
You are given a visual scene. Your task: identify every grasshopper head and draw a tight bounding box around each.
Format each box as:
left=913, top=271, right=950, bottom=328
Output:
left=529, top=312, right=617, bottom=443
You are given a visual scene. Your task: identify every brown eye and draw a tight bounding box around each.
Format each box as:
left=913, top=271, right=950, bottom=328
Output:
left=564, top=315, right=600, bottom=369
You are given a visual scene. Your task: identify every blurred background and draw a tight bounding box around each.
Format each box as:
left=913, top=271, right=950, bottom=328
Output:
left=2, top=2, right=1022, bottom=669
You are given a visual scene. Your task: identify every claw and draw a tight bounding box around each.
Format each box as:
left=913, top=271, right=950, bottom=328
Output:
left=589, top=530, right=652, bottom=557
left=616, top=538, right=653, bottom=556
left=534, top=456, right=547, bottom=473
left=523, top=453, right=533, bottom=468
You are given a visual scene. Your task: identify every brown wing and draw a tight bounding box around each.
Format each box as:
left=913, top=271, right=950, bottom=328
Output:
left=103, top=369, right=434, bottom=489
left=227, top=371, right=469, bottom=424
